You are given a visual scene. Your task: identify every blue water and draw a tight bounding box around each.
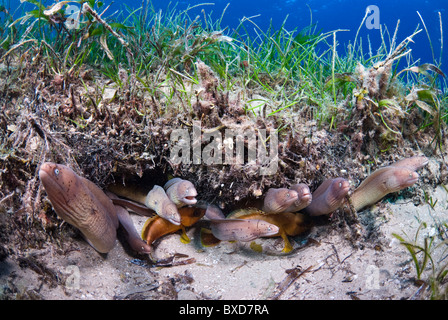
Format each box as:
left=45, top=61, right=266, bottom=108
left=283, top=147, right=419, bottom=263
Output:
left=4, top=0, right=447, bottom=71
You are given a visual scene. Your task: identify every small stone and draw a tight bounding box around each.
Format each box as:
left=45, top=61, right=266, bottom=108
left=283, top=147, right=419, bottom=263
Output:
left=177, top=289, right=198, bottom=300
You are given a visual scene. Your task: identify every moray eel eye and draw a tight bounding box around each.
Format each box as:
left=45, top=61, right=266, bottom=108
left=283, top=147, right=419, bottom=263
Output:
left=54, top=168, right=60, bottom=176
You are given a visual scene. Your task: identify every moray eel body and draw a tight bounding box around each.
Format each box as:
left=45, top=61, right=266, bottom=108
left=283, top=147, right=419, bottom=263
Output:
left=351, top=166, right=419, bottom=211
left=39, top=163, right=119, bottom=253
left=141, top=206, right=206, bottom=248
left=261, top=188, right=299, bottom=214
left=110, top=198, right=156, bottom=217
left=285, top=183, right=312, bottom=212
left=145, top=185, right=181, bottom=225
left=224, top=208, right=313, bottom=253
left=106, top=192, right=152, bottom=253
left=303, top=178, right=350, bottom=216
left=164, top=178, right=198, bottom=207
left=107, top=183, right=148, bottom=206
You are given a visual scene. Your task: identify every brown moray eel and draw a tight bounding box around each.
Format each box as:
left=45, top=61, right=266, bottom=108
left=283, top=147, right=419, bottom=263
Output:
left=163, top=178, right=198, bottom=207
left=108, top=180, right=191, bottom=224
left=226, top=208, right=313, bottom=253
left=303, top=178, right=350, bottom=216
left=109, top=184, right=183, bottom=225
left=108, top=178, right=197, bottom=209
left=261, top=188, right=299, bottom=214
left=144, top=185, right=181, bottom=225
left=389, top=155, right=429, bottom=171
left=285, top=183, right=312, bottom=212
left=39, top=162, right=151, bottom=254
left=205, top=205, right=280, bottom=242
left=141, top=206, right=206, bottom=249
left=351, top=166, right=419, bottom=211
left=210, top=218, right=280, bottom=242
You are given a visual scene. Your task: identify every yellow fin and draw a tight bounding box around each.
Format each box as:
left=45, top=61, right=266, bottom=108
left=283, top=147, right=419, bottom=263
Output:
left=227, top=207, right=265, bottom=219
left=250, top=241, right=263, bottom=253
left=180, top=226, right=191, bottom=244
left=280, top=232, right=293, bottom=253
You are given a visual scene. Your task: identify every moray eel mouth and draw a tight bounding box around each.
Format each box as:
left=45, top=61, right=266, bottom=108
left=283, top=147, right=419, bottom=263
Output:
left=339, top=180, right=351, bottom=195
left=402, top=172, right=419, bottom=187
left=182, top=195, right=198, bottom=205
left=300, top=192, right=312, bottom=202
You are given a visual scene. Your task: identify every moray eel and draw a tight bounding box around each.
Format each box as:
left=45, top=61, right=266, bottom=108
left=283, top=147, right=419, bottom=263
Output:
left=108, top=179, right=193, bottom=223
left=303, top=178, right=350, bottom=216
left=351, top=166, right=419, bottom=211
left=285, top=183, right=312, bottom=212
left=164, top=178, right=198, bottom=207
left=39, top=162, right=151, bottom=254
left=205, top=206, right=281, bottom=245
left=144, top=185, right=181, bottom=225
left=389, top=155, right=429, bottom=171
left=261, top=188, right=299, bottom=214
left=210, top=218, right=280, bottom=242
left=141, top=206, right=206, bottom=249
left=223, top=208, right=313, bottom=253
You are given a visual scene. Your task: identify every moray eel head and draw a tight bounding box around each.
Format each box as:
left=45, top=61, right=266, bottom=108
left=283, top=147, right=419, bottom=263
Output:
left=333, top=178, right=351, bottom=197
left=39, top=162, right=81, bottom=225
left=164, top=202, right=182, bottom=225
left=386, top=168, right=419, bottom=191
left=256, top=219, right=280, bottom=237
left=264, top=188, right=299, bottom=213
left=281, top=189, right=299, bottom=207
left=176, top=180, right=198, bottom=205
left=291, top=183, right=312, bottom=206
left=328, top=178, right=350, bottom=207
